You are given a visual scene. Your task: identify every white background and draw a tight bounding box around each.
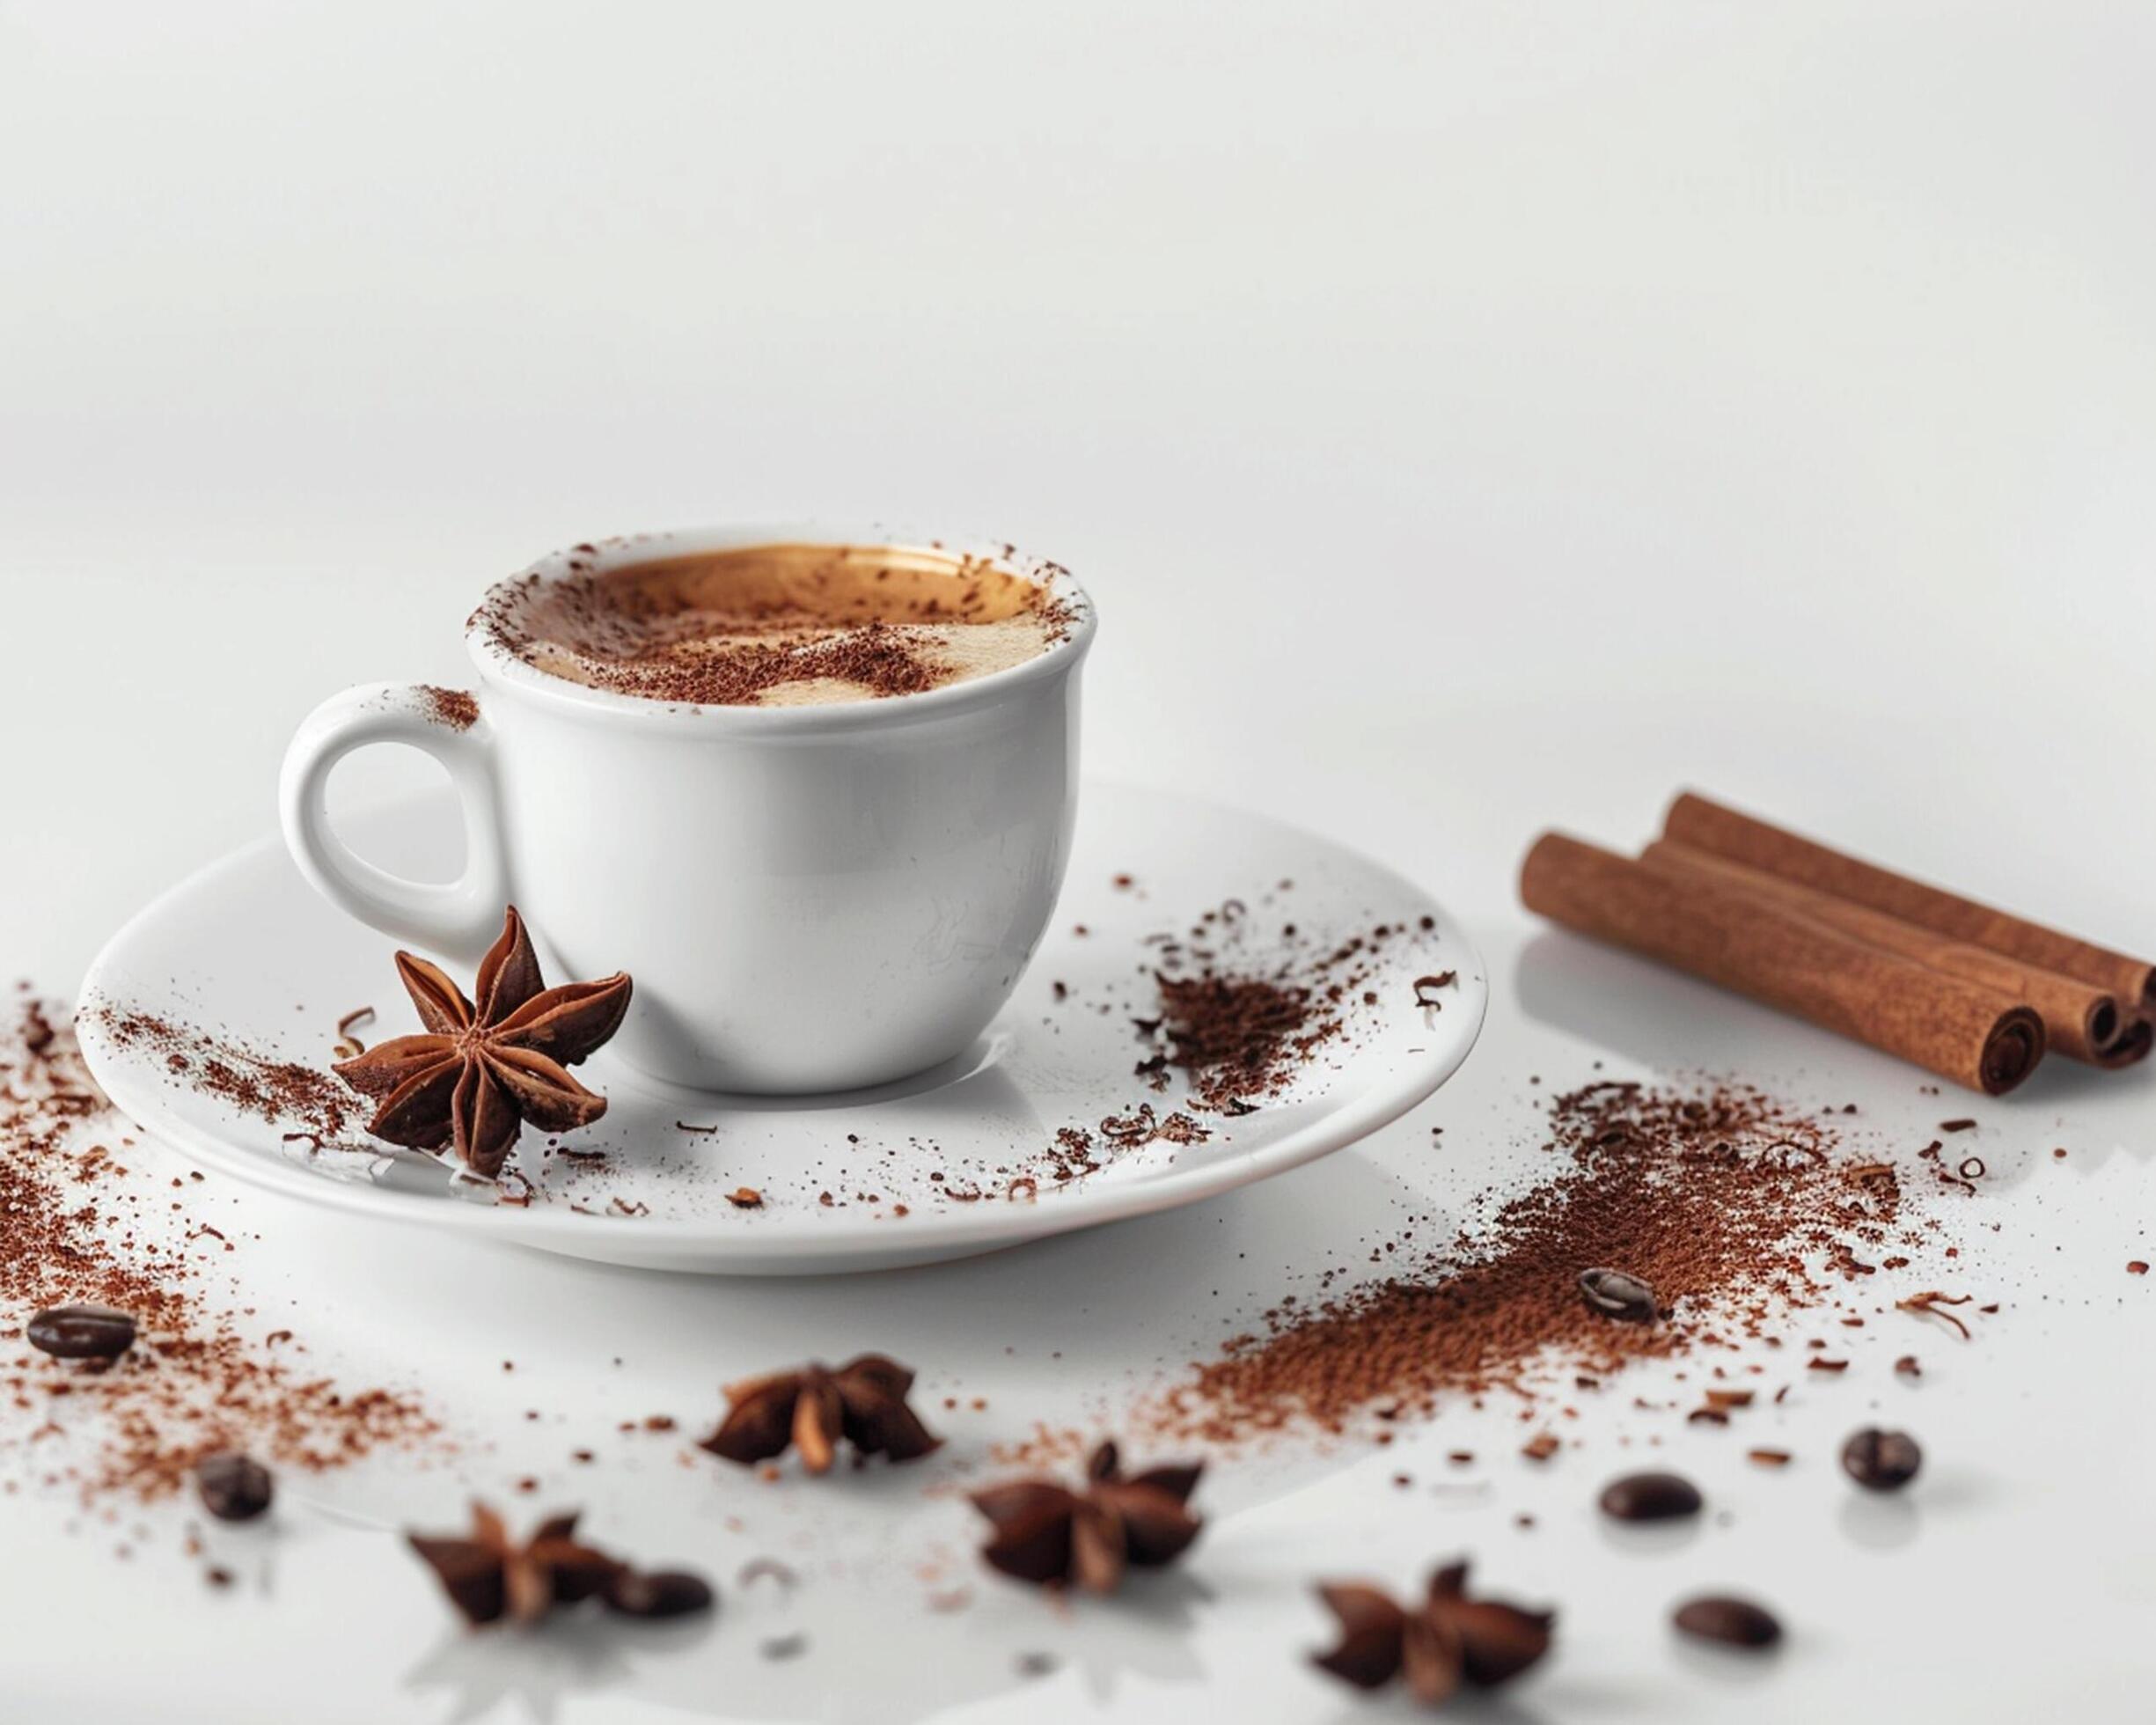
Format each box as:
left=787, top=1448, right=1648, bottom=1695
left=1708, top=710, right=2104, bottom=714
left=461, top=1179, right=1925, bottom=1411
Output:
left=3, top=4, right=2152, bottom=1721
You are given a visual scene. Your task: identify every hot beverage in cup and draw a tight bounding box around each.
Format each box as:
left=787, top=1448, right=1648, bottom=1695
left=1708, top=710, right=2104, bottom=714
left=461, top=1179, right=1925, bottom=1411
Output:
left=481, top=542, right=1075, bottom=709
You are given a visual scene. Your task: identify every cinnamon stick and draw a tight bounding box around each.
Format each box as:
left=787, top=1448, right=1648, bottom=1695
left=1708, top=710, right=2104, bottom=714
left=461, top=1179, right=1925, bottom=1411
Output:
left=1663, top=793, right=2155, bottom=1017
left=1640, top=840, right=2145, bottom=1068
left=1521, top=833, right=2045, bottom=1095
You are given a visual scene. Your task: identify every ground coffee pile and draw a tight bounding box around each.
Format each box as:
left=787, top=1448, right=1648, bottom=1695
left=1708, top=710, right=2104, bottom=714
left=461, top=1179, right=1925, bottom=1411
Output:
left=0, top=999, right=440, bottom=1505
left=1143, top=1077, right=1908, bottom=1445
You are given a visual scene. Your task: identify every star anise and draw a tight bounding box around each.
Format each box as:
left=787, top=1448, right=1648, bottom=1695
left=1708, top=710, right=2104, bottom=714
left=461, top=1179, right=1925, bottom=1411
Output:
left=1312, top=1561, right=1554, bottom=1707
left=407, top=1502, right=622, bottom=1627
left=699, top=1353, right=942, bottom=1474
left=970, top=1440, right=1204, bottom=1594
left=334, top=907, right=631, bottom=1178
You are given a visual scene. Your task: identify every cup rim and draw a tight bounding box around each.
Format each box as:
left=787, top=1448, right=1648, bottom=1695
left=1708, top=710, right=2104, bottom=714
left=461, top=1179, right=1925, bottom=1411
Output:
left=465, top=524, right=1096, bottom=731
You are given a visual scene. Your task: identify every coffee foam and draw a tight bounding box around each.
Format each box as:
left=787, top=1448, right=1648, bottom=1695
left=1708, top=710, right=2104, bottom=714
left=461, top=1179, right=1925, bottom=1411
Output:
left=486, top=544, right=1071, bottom=708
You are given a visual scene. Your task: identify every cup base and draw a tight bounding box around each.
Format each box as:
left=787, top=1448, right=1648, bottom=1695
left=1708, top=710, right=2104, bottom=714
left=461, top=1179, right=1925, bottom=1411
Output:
left=587, top=1031, right=1013, bottom=1111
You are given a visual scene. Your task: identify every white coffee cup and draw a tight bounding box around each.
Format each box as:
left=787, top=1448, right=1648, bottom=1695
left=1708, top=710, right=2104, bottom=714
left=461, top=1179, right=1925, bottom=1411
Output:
left=279, top=526, right=1095, bottom=1094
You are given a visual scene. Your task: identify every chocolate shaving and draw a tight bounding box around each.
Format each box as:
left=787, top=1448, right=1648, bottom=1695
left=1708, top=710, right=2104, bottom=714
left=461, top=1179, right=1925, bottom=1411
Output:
left=333, top=1006, right=375, bottom=1060
left=1895, top=1290, right=1975, bottom=1340
left=1411, top=973, right=1457, bottom=1008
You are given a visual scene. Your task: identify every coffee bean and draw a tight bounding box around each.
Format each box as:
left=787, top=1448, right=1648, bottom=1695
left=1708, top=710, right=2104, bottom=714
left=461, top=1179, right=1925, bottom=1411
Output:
left=26, top=1303, right=136, bottom=1361
left=1598, top=1471, right=1703, bottom=1522
left=1578, top=1268, right=1658, bottom=1323
left=603, top=1567, right=715, bottom=1619
left=1673, top=1595, right=1782, bottom=1648
left=1840, top=1428, right=1922, bottom=1492
left=195, top=1452, right=275, bottom=1522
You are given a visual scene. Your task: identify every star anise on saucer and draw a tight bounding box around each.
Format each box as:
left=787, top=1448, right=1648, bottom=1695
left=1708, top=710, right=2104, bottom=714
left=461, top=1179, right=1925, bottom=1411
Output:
left=699, top=1354, right=942, bottom=1474
left=969, top=1439, right=1204, bottom=1594
left=407, top=1503, right=622, bottom=1627
left=1311, top=1560, right=1554, bottom=1707
left=334, top=907, right=631, bottom=1179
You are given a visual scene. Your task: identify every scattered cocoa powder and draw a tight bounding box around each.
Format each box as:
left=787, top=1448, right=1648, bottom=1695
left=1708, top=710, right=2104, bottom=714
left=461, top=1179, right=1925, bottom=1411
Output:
left=1138, top=1078, right=1907, bottom=1447
left=1153, top=974, right=1320, bottom=1112
left=417, top=686, right=480, bottom=731
left=86, top=1006, right=357, bottom=1141
left=0, top=1003, right=441, bottom=1505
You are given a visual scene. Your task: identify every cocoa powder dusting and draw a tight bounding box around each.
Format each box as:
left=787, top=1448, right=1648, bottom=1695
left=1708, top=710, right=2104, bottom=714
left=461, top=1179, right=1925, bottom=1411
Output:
left=471, top=543, right=1079, bottom=708
left=603, top=620, right=951, bottom=706
left=88, top=1007, right=356, bottom=1140
left=1140, top=1077, right=1903, bottom=1447
left=1118, top=896, right=1390, bottom=1118
left=417, top=686, right=480, bottom=730
left=1153, top=973, right=1317, bottom=1112
left=1, top=1003, right=440, bottom=1504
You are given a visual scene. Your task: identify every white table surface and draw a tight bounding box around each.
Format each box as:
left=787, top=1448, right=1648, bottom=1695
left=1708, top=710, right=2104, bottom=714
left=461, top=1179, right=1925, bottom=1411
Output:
left=3, top=4, right=2152, bottom=1720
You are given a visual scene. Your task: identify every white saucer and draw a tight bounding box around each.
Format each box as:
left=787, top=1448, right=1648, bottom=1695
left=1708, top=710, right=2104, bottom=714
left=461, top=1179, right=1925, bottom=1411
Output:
left=77, top=781, right=1485, bottom=1274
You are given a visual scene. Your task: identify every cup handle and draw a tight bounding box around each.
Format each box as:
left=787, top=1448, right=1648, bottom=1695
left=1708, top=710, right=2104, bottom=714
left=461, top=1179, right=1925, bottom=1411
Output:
left=278, top=683, right=510, bottom=962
